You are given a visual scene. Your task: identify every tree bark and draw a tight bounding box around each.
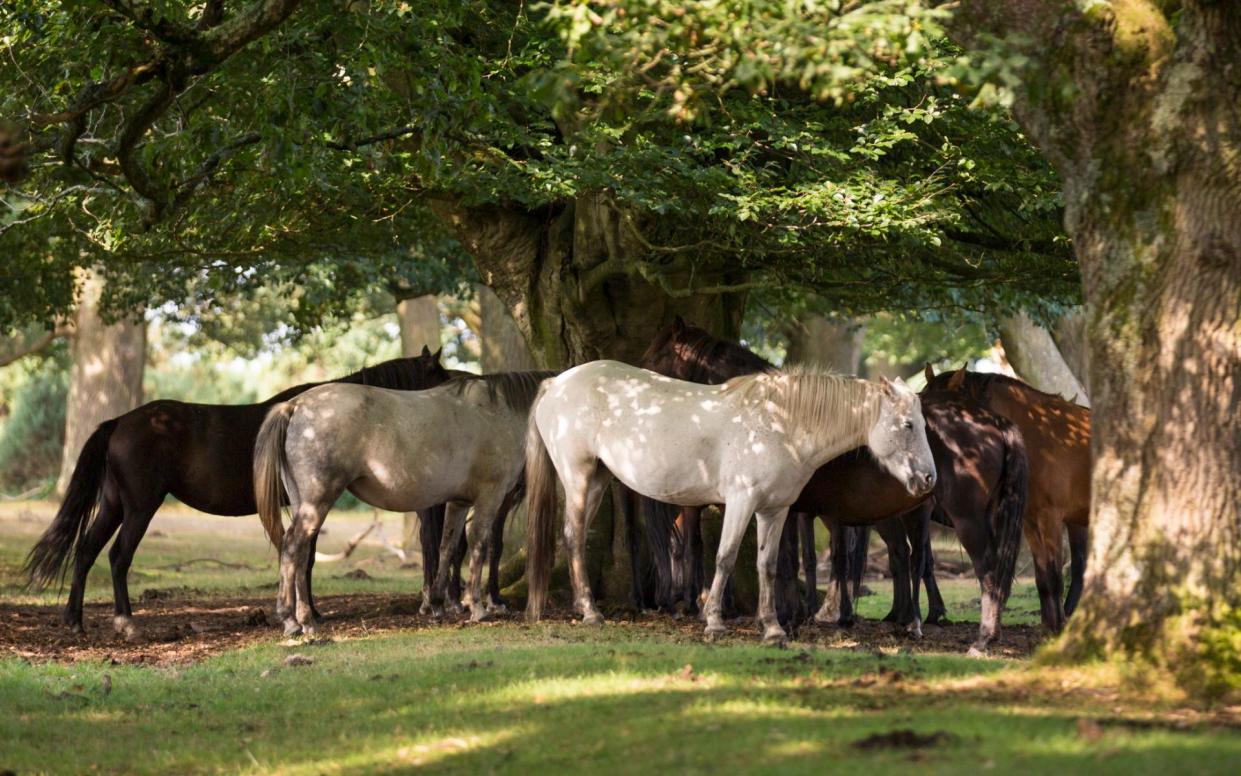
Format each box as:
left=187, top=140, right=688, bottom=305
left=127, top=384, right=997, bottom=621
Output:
left=432, top=192, right=748, bottom=606
left=1051, top=308, right=1089, bottom=394
left=395, top=293, right=441, bottom=554
left=784, top=315, right=864, bottom=373
left=56, top=270, right=145, bottom=496
left=475, top=283, right=536, bottom=372
left=952, top=1, right=1241, bottom=693
left=998, top=310, right=1090, bottom=407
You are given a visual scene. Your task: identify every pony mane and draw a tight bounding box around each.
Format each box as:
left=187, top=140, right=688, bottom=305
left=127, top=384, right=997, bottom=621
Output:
left=723, top=366, right=881, bottom=444
left=445, top=370, right=558, bottom=412
left=267, top=357, right=444, bottom=403
left=640, top=321, right=774, bottom=384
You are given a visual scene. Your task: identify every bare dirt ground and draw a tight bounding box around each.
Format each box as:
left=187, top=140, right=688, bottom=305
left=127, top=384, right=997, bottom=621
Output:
left=0, top=592, right=1046, bottom=666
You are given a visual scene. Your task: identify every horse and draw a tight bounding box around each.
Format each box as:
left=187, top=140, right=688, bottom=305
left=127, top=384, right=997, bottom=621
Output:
left=523, top=360, right=936, bottom=645
left=924, top=365, right=1091, bottom=632
left=634, top=316, right=781, bottom=615
left=638, top=320, right=1027, bottom=651
left=792, top=397, right=1028, bottom=653
left=254, top=371, right=553, bottom=635
left=25, top=347, right=452, bottom=638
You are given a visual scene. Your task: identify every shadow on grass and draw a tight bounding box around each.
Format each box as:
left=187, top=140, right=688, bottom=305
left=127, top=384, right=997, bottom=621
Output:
left=2, top=626, right=1238, bottom=775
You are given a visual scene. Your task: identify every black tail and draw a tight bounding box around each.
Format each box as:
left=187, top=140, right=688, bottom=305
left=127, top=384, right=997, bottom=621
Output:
left=637, top=494, right=681, bottom=610
left=25, top=419, right=117, bottom=589
left=985, top=417, right=1029, bottom=603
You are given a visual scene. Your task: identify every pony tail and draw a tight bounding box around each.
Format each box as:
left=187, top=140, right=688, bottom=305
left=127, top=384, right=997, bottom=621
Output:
left=986, top=416, right=1029, bottom=604
left=24, top=419, right=117, bottom=589
left=253, top=402, right=295, bottom=549
left=523, top=389, right=558, bottom=622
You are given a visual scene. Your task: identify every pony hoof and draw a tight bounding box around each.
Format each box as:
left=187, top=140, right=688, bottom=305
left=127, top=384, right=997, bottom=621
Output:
left=580, top=612, right=605, bottom=627
left=486, top=601, right=508, bottom=614
left=301, top=622, right=320, bottom=637
left=283, top=620, right=303, bottom=637
left=905, top=623, right=923, bottom=640
left=703, top=623, right=727, bottom=641
left=925, top=613, right=951, bottom=626
left=113, top=616, right=139, bottom=641
left=470, top=609, right=489, bottom=623
left=445, top=602, right=465, bottom=616
left=967, top=645, right=988, bottom=659
left=762, top=627, right=788, bottom=647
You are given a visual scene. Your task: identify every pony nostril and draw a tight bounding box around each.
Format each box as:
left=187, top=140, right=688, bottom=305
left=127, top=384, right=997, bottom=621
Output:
left=923, top=471, right=936, bottom=489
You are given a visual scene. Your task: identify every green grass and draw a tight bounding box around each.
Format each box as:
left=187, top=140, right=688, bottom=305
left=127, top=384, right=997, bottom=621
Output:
left=0, top=502, right=421, bottom=606
left=4, top=503, right=1235, bottom=774
left=3, top=625, right=1239, bottom=775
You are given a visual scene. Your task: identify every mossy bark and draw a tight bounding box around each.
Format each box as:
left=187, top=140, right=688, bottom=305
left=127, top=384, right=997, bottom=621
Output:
left=954, top=2, right=1241, bottom=696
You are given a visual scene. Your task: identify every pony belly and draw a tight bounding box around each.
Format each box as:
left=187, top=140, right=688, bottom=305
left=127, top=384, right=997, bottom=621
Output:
left=601, top=453, right=723, bottom=507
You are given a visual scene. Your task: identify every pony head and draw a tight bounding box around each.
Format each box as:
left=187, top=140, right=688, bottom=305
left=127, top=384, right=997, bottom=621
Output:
left=868, top=377, right=937, bottom=497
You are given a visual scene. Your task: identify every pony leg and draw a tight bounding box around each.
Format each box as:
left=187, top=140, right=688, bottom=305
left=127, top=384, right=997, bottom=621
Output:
left=305, top=530, right=322, bottom=621
left=1064, top=522, right=1089, bottom=617
left=815, top=520, right=848, bottom=625
left=563, top=469, right=610, bottom=625
left=612, top=483, right=645, bottom=610
left=464, top=496, right=505, bottom=622
left=486, top=489, right=516, bottom=612
left=63, top=489, right=123, bottom=633
left=953, top=515, right=1000, bottom=655
left=774, top=515, right=801, bottom=631
left=702, top=497, right=758, bottom=637
left=877, top=517, right=913, bottom=626
left=1027, top=519, right=1067, bottom=633
left=797, top=513, right=819, bottom=623
left=755, top=507, right=792, bottom=645
left=417, top=505, right=445, bottom=614
left=428, top=503, right=471, bottom=617
left=902, top=503, right=931, bottom=640
left=290, top=503, right=330, bottom=635
left=683, top=506, right=705, bottom=616
left=921, top=528, right=949, bottom=625
left=106, top=495, right=160, bottom=641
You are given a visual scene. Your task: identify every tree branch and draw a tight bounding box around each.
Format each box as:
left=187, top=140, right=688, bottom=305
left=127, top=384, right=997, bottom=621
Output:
left=100, top=1, right=199, bottom=45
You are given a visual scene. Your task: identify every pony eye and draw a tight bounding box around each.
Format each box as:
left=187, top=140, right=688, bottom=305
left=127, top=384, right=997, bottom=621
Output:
left=903, top=421, right=913, bottom=430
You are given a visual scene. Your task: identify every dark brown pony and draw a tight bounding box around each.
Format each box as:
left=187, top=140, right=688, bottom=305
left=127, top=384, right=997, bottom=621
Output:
left=792, top=397, right=1029, bottom=652
left=925, top=365, right=1091, bottom=632
left=26, top=348, right=457, bottom=635
left=633, top=317, right=790, bottom=617
left=639, top=319, right=1029, bottom=651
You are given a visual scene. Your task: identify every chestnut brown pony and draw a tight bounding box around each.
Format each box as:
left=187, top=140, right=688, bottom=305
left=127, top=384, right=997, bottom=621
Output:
left=924, top=365, right=1091, bottom=632
left=26, top=348, right=454, bottom=637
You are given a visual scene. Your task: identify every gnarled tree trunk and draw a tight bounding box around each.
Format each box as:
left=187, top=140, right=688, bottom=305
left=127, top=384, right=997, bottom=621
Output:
left=56, top=270, right=145, bottom=497
left=433, top=192, right=747, bottom=607
left=954, top=1, right=1241, bottom=694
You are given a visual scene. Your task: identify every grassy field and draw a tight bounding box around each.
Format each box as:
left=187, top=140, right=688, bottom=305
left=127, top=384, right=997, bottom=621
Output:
left=2, top=502, right=1238, bottom=775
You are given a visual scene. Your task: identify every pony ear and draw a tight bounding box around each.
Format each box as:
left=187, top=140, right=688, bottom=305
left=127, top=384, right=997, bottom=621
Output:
left=879, top=376, right=896, bottom=397
left=924, top=363, right=935, bottom=382
left=420, top=345, right=432, bottom=357
left=947, top=365, right=967, bottom=391
left=673, top=315, right=686, bottom=332
left=432, top=347, right=443, bottom=362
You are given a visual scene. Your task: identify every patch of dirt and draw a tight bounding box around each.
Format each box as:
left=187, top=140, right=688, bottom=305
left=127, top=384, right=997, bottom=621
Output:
left=852, top=729, right=957, bottom=750
left=0, top=593, right=1046, bottom=666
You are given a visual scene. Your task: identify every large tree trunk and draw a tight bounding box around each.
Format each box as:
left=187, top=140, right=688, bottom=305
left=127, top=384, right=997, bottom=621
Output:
left=395, top=294, right=442, bottom=555
left=433, top=192, right=747, bottom=607
left=784, top=315, right=863, bottom=373
left=475, top=283, right=536, bottom=372
left=953, top=2, right=1241, bottom=693
left=56, top=270, right=145, bottom=497
left=998, top=311, right=1090, bottom=407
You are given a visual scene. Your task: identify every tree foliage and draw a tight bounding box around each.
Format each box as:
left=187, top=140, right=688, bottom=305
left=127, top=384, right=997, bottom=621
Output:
left=2, top=0, right=1075, bottom=334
